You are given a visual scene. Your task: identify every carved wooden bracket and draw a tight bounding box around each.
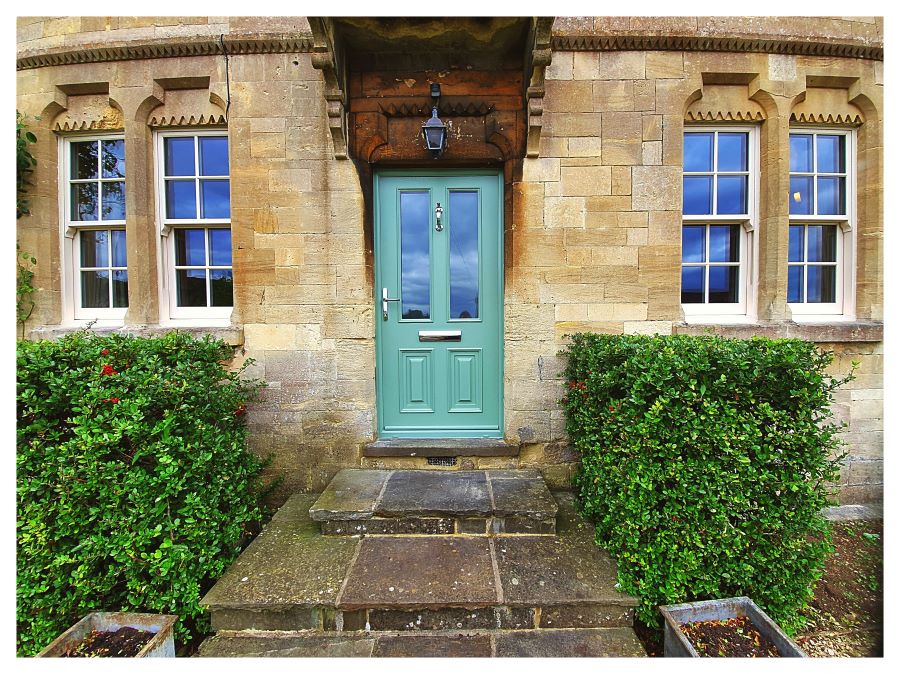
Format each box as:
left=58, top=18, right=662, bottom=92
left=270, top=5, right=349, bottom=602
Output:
left=524, top=17, right=554, bottom=158
left=309, top=17, right=349, bottom=160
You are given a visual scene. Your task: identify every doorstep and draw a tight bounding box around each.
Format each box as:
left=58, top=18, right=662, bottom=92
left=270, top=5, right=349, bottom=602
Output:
left=363, top=438, right=519, bottom=458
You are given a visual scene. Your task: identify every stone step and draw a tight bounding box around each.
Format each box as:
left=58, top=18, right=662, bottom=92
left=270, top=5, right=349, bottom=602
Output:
left=198, top=628, right=647, bottom=657
left=308, top=469, right=559, bottom=536
left=201, top=492, right=637, bottom=633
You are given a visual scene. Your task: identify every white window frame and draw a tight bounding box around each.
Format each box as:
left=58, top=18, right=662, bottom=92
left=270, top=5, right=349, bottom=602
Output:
left=787, top=127, right=856, bottom=320
left=681, top=125, right=759, bottom=323
left=154, top=129, right=233, bottom=323
left=59, top=133, right=128, bottom=323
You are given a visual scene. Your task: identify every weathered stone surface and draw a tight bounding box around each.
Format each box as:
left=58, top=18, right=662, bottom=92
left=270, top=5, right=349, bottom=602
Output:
left=492, top=517, right=557, bottom=535
left=373, top=633, right=493, bottom=657
left=322, top=517, right=455, bottom=535
left=489, top=477, right=558, bottom=519
left=540, top=604, right=635, bottom=628
left=338, top=536, right=497, bottom=609
left=494, top=494, right=635, bottom=609
left=308, top=469, right=390, bottom=521
left=368, top=607, right=496, bottom=631
left=200, top=495, right=358, bottom=617
left=377, top=471, right=492, bottom=516
left=198, top=632, right=375, bottom=657
left=494, top=628, right=646, bottom=657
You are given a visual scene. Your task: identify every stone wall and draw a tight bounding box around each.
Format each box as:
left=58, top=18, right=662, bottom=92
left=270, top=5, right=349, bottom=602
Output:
left=16, top=16, right=883, bottom=503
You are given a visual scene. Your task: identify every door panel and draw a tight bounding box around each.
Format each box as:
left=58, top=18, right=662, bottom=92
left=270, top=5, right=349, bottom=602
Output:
left=375, top=171, right=502, bottom=438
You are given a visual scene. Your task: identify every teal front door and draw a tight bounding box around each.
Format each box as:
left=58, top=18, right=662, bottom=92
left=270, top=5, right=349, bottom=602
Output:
left=375, top=170, right=503, bottom=438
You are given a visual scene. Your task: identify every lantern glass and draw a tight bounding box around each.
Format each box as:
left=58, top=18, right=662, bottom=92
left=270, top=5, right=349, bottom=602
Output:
left=423, top=125, right=445, bottom=151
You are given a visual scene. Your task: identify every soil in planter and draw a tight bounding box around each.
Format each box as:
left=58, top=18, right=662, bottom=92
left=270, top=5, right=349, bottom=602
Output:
left=681, top=616, right=780, bottom=657
left=61, top=626, right=155, bottom=657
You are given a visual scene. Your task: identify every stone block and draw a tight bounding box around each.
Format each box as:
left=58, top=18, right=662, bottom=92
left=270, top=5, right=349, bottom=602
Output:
left=642, top=114, right=663, bottom=141
left=545, top=112, right=602, bottom=137
left=268, top=168, right=312, bottom=192
left=633, top=80, right=656, bottom=111
left=591, top=246, right=639, bottom=266
left=624, top=320, right=674, bottom=335
left=610, top=166, right=632, bottom=195
left=544, top=197, right=586, bottom=228
left=587, top=303, right=647, bottom=321
left=627, top=228, right=648, bottom=245
left=546, top=79, right=594, bottom=112
left=545, top=51, right=573, bottom=80
left=559, top=166, right=612, bottom=196
left=567, top=136, right=602, bottom=158
left=573, top=51, right=600, bottom=80
left=323, top=306, right=373, bottom=339
left=522, top=157, right=560, bottom=183
left=598, top=51, right=646, bottom=80
left=601, top=112, right=643, bottom=165
left=592, top=80, right=634, bottom=111
left=645, top=51, right=685, bottom=79
left=632, top=166, right=682, bottom=211
left=642, top=141, right=662, bottom=165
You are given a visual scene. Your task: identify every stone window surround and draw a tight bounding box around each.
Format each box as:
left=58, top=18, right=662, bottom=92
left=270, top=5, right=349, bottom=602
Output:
left=153, top=129, right=234, bottom=325
left=681, top=125, right=759, bottom=323
left=59, top=132, right=128, bottom=325
left=787, top=127, right=856, bottom=322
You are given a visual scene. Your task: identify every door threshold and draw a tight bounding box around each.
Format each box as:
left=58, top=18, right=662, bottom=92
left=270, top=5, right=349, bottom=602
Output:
left=363, top=438, right=519, bottom=458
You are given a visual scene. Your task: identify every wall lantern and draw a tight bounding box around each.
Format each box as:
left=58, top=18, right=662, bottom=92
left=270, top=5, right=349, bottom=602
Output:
left=421, top=83, right=447, bottom=159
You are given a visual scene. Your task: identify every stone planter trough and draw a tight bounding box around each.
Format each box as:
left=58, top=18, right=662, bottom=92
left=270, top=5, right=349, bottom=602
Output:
left=659, top=596, right=806, bottom=657
left=37, top=611, right=178, bottom=658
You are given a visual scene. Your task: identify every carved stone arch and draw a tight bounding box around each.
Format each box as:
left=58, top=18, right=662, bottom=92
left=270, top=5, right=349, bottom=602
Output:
left=50, top=86, right=125, bottom=132
left=142, top=78, right=227, bottom=128
left=685, top=84, right=767, bottom=122
left=790, top=87, right=864, bottom=126
left=748, top=86, right=780, bottom=120
left=682, top=88, right=703, bottom=117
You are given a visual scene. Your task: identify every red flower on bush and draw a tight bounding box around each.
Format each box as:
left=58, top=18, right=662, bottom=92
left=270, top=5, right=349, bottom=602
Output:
left=609, top=405, right=616, bottom=412
left=234, top=404, right=247, bottom=416
left=100, top=364, right=117, bottom=376
left=102, top=397, right=120, bottom=404
left=101, top=348, right=110, bottom=356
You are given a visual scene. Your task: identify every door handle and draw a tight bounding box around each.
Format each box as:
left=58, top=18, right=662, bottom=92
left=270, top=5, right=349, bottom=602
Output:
left=382, top=287, right=400, bottom=320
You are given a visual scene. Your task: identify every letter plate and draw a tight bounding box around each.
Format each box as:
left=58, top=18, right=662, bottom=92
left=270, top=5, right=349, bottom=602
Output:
left=418, top=330, right=462, bottom=342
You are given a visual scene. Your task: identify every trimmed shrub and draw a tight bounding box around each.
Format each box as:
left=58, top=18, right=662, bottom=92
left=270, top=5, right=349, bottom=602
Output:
left=562, top=333, right=851, bottom=632
left=17, top=331, right=267, bottom=655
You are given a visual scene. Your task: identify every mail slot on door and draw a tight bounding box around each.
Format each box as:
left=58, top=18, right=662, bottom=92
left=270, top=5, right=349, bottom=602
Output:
left=418, top=330, right=462, bottom=342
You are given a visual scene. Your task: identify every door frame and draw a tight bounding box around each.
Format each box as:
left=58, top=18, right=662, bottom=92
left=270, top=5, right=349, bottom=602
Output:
left=373, top=168, right=505, bottom=439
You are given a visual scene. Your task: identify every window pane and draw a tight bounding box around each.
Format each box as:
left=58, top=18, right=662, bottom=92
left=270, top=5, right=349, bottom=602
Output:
left=174, top=229, right=207, bottom=266
left=682, top=225, right=705, bottom=263
left=717, top=133, right=748, bottom=172
left=807, top=265, right=836, bottom=303
left=71, top=141, right=98, bottom=180
left=210, top=270, right=234, bottom=307
left=708, top=266, right=739, bottom=303
left=110, top=230, right=127, bottom=267
left=199, top=137, right=229, bottom=176
left=717, top=175, right=747, bottom=215
left=789, top=225, right=804, bottom=263
left=817, top=177, right=845, bottom=216
left=789, top=176, right=813, bottom=215
left=449, top=191, right=479, bottom=319
left=176, top=269, right=207, bottom=306
left=400, top=191, right=431, bottom=320
left=787, top=266, right=804, bottom=303
left=683, top=133, right=713, bottom=172
left=709, top=225, right=739, bottom=263
left=112, top=270, right=129, bottom=308
left=681, top=266, right=704, bottom=304
left=165, top=137, right=195, bottom=176
left=683, top=176, right=712, bottom=215
left=80, top=230, right=109, bottom=268
left=817, top=135, right=845, bottom=173
left=807, top=225, right=837, bottom=263
left=81, top=270, right=110, bottom=308
left=200, top=180, right=231, bottom=219
left=208, top=229, right=232, bottom=266
left=71, top=183, right=98, bottom=221
left=789, top=134, right=813, bottom=173
left=101, top=139, right=125, bottom=179
left=101, top=181, right=126, bottom=220
left=166, top=180, right=197, bottom=219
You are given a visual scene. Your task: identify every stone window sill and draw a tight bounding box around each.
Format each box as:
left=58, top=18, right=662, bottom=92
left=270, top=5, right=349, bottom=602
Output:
left=673, top=320, right=882, bottom=343
left=26, top=324, right=245, bottom=347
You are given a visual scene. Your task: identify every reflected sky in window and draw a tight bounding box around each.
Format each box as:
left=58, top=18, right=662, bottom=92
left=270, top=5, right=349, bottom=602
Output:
left=400, top=192, right=430, bottom=319
left=684, top=133, right=713, bottom=172
left=449, top=191, right=479, bottom=319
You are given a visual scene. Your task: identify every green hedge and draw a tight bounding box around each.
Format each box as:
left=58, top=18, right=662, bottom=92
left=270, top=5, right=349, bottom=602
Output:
left=17, top=331, right=267, bottom=655
left=562, top=333, right=851, bottom=632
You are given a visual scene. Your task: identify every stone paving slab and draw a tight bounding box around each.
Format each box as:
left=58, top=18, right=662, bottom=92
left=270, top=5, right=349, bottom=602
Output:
left=494, top=494, right=637, bottom=611
left=308, top=469, right=390, bottom=521
left=338, top=536, right=498, bottom=609
left=372, top=633, right=493, bottom=657
left=377, top=470, right=493, bottom=516
left=200, top=494, right=359, bottom=610
left=198, top=629, right=646, bottom=657
left=490, top=477, right=558, bottom=518
left=494, top=628, right=646, bottom=657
